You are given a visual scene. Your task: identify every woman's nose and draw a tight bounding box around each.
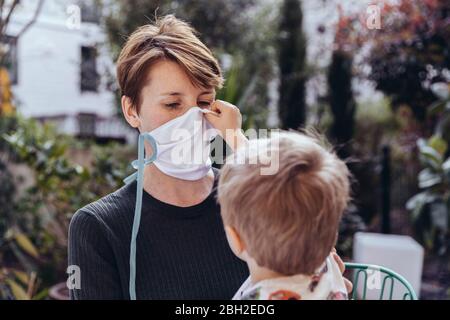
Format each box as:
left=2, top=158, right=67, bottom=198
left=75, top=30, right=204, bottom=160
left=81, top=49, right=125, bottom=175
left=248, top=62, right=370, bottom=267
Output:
left=171, top=104, right=198, bottom=119
left=187, top=100, right=199, bottom=108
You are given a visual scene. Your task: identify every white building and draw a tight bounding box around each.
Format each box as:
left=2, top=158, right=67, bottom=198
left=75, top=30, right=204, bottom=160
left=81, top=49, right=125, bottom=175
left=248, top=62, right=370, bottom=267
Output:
left=4, top=0, right=136, bottom=144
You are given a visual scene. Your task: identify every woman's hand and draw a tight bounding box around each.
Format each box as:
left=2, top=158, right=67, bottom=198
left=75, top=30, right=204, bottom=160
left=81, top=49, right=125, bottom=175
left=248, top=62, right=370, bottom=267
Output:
left=332, top=248, right=353, bottom=294
left=204, top=100, right=248, bottom=151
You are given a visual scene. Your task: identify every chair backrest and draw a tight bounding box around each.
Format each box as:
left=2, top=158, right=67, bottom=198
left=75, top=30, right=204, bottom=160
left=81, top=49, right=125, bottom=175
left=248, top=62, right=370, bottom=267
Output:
left=344, top=263, right=418, bottom=300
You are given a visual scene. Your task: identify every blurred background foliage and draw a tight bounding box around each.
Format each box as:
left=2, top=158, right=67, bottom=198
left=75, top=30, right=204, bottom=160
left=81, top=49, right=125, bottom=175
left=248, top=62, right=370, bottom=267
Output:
left=102, top=0, right=278, bottom=130
left=0, top=114, right=134, bottom=299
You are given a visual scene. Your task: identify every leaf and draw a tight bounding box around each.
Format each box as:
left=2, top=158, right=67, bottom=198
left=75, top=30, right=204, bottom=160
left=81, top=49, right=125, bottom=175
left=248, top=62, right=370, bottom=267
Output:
left=5, top=279, right=30, bottom=300
left=406, top=192, right=427, bottom=211
left=428, top=135, right=448, bottom=156
left=443, top=157, right=450, bottom=175
left=12, top=270, right=29, bottom=286
left=429, top=202, right=448, bottom=231
left=419, top=154, right=441, bottom=171
left=411, top=204, right=424, bottom=222
left=417, top=139, right=443, bottom=168
left=418, top=168, right=443, bottom=189
left=429, top=100, right=445, bottom=115
left=420, top=145, right=443, bottom=166
left=8, top=242, right=37, bottom=272
left=406, top=191, right=438, bottom=221
left=430, top=82, right=450, bottom=100
left=4, top=228, right=14, bottom=240
left=32, top=288, right=49, bottom=300
left=13, top=233, right=39, bottom=259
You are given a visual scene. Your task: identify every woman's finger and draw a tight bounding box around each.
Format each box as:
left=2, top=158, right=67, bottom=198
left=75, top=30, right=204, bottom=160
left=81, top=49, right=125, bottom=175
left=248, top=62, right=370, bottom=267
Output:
left=203, top=111, right=223, bottom=135
left=202, top=109, right=220, bottom=117
left=333, top=252, right=346, bottom=274
left=344, top=278, right=353, bottom=294
left=332, top=251, right=353, bottom=294
left=210, top=100, right=222, bottom=114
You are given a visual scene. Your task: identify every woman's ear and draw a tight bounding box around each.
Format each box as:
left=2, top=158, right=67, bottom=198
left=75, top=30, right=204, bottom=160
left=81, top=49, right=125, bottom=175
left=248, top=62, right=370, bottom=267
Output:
left=224, top=225, right=245, bottom=258
left=122, top=95, right=140, bottom=128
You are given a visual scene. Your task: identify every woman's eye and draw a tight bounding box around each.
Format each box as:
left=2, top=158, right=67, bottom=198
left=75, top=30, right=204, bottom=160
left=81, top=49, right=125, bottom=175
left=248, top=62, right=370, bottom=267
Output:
left=198, top=101, right=212, bottom=107
left=165, top=103, right=180, bottom=109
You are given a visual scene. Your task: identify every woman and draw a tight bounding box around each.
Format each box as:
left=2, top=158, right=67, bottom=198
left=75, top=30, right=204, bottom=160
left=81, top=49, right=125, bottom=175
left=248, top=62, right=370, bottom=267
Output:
left=68, top=14, right=351, bottom=300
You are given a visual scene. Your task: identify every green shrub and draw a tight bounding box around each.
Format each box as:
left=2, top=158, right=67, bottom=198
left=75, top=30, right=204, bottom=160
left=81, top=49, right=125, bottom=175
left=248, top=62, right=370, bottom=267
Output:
left=0, top=114, right=134, bottom=299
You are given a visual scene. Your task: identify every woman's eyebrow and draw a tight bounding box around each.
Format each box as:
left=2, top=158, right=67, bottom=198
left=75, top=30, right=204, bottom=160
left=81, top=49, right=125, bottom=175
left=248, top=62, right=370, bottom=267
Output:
left=160, top=92, right=184, bottom=97
left=160, top=91, right=214, bottom=97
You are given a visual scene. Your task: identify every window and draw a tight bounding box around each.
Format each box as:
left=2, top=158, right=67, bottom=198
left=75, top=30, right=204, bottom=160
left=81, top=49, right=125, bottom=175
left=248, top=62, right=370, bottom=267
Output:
left=80, top=46, right=99, bottom=92
left=1, top=35, right=18, bottom=85
left=77, top=112, right=97, bottom=138
left=79, top=0, right=101, bottom=24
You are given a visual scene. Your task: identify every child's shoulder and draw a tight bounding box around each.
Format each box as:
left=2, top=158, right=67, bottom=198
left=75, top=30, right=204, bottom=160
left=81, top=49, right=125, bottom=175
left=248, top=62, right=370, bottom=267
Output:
left=239, top=256, right=348, bottom=300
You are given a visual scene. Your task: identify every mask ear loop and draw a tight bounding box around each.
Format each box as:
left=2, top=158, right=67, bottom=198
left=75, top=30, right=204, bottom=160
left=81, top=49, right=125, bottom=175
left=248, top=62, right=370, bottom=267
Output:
left=123, top=132, right=157, bottom=300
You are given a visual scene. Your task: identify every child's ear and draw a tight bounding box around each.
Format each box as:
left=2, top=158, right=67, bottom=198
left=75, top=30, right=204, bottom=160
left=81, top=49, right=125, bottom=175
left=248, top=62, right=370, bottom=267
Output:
left=224, top=225, right=245, bottom=257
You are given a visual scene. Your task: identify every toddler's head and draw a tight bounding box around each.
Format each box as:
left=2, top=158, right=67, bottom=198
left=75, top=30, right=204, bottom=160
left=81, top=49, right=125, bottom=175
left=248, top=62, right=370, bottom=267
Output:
left=217, top=130, right=351, bottom=275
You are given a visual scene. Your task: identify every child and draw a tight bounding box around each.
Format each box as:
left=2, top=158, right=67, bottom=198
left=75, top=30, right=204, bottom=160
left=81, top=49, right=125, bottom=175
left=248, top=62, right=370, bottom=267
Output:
left=216, top=130, right=352, bottom=300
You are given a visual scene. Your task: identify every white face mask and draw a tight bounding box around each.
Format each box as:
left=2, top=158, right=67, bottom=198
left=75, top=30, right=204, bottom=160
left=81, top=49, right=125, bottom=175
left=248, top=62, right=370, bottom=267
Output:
left=149, top=106, right=218, bottom=180
left=124, top=106, right=219, bottom=184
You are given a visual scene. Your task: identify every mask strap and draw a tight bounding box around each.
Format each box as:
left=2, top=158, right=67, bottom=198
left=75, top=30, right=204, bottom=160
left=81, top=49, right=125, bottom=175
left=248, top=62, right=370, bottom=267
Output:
left=123, top=132, right=157, bottom=300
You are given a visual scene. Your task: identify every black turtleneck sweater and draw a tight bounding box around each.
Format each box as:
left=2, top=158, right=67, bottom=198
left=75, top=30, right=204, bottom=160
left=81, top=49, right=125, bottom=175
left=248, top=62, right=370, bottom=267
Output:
left=68, top=168, right=248, bottom=299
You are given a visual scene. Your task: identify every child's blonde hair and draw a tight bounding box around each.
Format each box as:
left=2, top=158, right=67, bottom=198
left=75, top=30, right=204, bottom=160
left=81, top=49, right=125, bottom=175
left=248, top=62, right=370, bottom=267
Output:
left=217, top=130, right=351, bottom=275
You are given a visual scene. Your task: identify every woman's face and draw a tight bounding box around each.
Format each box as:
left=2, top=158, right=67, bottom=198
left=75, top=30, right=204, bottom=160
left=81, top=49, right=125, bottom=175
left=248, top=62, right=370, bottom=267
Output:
left=123, top=59, right=216, bottom=133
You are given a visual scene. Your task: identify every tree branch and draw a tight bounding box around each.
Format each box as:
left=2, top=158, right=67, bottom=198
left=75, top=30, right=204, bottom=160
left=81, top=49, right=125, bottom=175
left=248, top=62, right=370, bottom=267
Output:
left=0, top=0, right=20, bottom=38
left=16, top=0, right=45, bottom=38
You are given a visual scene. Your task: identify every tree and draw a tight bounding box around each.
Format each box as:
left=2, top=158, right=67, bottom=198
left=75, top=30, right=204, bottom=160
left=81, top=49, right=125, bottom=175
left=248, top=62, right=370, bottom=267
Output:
left=338, top=0, right=450, bottom=124
left=406, top=84, right=450, bottom=254
left=327, top=50, right=356, bottom=159
left=0, top=0, right=45, bottom=115
left=0, top=0, right=45, bottom=64
left=103, top=0, right=255, bottom=60
left=102, top=0, right=276, bottom=129
left=277, top=0, right=307, bottom=130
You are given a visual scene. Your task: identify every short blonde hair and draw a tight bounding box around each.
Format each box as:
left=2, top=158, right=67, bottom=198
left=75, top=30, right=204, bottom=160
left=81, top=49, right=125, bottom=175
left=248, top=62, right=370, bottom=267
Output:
left=116, top=14, right=224, bottom=112
left=218, top=131, right=351, bottom=275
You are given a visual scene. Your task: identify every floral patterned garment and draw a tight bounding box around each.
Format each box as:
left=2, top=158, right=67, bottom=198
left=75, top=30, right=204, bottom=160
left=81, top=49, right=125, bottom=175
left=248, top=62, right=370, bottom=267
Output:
left=234, top=255, right=348, bottom=300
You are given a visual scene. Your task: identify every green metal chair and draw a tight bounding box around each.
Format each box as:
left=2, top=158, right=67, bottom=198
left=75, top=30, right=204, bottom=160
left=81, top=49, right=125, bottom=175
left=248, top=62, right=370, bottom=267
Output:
left=344, top=263, right=418, bottom=300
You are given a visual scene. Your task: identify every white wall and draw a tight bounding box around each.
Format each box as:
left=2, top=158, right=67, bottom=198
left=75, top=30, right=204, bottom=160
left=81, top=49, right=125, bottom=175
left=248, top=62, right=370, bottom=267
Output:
left=6, top=0, right=116, bottom=118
